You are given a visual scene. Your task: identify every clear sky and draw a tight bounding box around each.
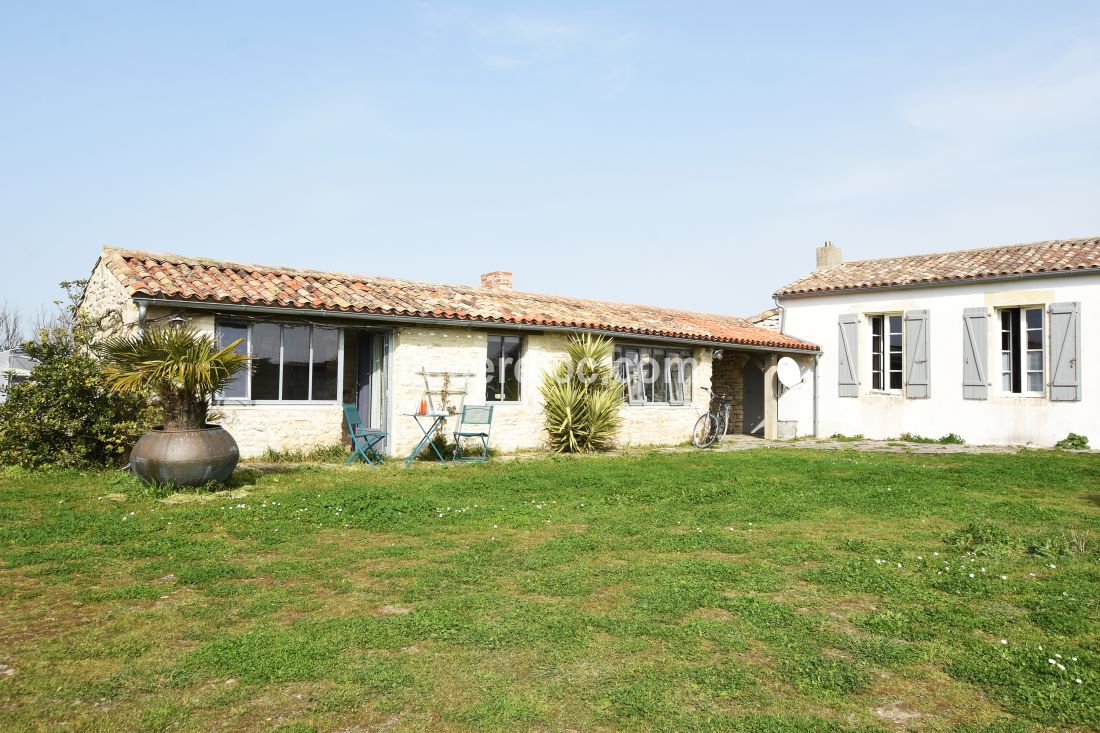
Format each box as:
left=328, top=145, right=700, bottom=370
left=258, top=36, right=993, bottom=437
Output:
left=2, top=2, right=1099, bottom=326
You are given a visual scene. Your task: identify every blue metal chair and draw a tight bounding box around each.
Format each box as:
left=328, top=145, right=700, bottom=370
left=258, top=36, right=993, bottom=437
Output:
left=342, top=403, right=387, bottom=466
left=452, top=405, right=494, bottom=462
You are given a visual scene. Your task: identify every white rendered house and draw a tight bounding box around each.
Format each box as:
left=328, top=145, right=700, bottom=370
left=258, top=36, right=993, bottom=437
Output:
left=775, top=237, right=1097, bottom=447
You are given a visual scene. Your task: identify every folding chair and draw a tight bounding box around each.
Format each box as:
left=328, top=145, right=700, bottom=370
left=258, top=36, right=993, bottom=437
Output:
left=452, top=405, right=493, bottom=462
left=342, top=403, right=387, bottom=466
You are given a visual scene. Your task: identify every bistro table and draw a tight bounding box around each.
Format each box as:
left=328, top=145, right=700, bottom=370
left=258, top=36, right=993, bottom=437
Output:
left=403, top=412, right=450, bottom=466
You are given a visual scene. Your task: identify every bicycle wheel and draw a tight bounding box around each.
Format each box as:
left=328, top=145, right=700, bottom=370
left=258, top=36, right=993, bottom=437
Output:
left=692, top=413, right=719, bottom=448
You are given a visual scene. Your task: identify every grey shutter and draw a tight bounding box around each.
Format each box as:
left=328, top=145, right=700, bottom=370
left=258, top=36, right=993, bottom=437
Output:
left=837, top=314, right=859, bottom=397
left=1049, top=302, right=1081, bottom=401
left=904, top=310, right=930, bottom=398
left=962, top=308, right=989, bottom=400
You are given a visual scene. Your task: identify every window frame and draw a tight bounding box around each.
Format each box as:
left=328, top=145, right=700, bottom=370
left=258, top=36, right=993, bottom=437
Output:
left=214, top=320, right=344, bottom=405
left=869, top=314, right=903, bottom=394
left=485, top=333, right=524, bottom=404
left=997, top=306, right=1045, bottom=397
left=613, top=343, right=693, bottom=406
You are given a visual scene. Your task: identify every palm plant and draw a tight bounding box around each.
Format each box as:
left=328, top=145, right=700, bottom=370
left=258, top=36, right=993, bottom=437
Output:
left=540, top=333, right=624, bottom=453
left=97, top=326, right=249, bottom=430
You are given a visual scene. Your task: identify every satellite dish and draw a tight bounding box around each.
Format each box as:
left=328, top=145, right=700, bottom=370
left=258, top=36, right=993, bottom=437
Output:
left=777, top=356, right=802, bottom=389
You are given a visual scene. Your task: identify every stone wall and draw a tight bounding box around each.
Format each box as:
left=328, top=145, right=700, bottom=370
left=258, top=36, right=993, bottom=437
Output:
left=81, top=258, right=142, bottom=339
left=709, top=351, right=747, bottom=434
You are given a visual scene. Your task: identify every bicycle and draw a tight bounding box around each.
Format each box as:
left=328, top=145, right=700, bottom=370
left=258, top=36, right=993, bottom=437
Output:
left=692, top=387, right=730, bottom=448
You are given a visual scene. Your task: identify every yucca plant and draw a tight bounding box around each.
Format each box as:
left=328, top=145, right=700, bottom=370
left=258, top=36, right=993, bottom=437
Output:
left=97, top=326, right=250, bottom=430
left=540, top=333, right=624, bottom=453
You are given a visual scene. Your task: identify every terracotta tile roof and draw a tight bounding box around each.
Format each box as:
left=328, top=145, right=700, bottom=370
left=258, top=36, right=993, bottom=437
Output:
left=98, top=247, right=817, bottom=351
left=776, top=236, right=1100, bottom=297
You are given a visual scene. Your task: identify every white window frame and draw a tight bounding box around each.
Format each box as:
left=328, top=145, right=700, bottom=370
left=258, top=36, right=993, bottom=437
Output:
left=997, top=306, right=1045, bottom=398
left=614, top=343, right=693, bottom=406
left=869, top=314, right=903, bottom=393
left=215, top=320, right=344, bottom=405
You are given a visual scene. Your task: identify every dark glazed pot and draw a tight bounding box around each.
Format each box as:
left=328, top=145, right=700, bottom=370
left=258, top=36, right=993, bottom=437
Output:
left=130, top=425, right=239, bottom=487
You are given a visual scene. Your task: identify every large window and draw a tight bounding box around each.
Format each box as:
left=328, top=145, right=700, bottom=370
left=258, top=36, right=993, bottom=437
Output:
left=870, top=314, right=902, bottom=391
left=486, top=335, right=522, bottom=402
left=613, top=345, right=693, bottom=405
left=1000, top=307, right=1044, bottom=395
left=215, top=320, right=342, bottom=402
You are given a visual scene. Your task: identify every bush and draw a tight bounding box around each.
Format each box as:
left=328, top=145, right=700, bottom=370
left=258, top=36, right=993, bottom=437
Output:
left=898, top=432, right=965, bottom=444
left=0, top=323, right=155, bottom=468
left=540, top=333, right=624, bottom=453
left=1054, top=433, right=1089, bottom=450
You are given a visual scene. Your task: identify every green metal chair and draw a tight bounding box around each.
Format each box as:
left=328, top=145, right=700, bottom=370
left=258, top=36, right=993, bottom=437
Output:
left=452, top=405, right=494, bottom=462
left=342, top=403, right=387, bottom=466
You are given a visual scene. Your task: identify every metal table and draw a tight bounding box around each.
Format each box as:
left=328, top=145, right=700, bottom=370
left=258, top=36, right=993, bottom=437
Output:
left=403, top=412, right=450, bottom=465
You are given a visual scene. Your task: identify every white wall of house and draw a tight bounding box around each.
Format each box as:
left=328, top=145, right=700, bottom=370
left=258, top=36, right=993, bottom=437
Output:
left=778, top=272, right=1099, bottom=446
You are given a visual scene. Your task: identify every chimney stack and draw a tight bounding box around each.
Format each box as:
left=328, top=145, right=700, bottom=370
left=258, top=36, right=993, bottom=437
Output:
left=816, top=241, right=842, bottom=271
left=481, top=271, right=513, bottom=290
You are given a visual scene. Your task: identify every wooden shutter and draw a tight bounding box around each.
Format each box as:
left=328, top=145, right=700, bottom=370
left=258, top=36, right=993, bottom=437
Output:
left=962, top=308, right=988, bottom=400
left=837, top=314, right=859, bottom=398
left=1049, top=302, right=1081, bottom=402
left=904, top=310, right=930, bottom=398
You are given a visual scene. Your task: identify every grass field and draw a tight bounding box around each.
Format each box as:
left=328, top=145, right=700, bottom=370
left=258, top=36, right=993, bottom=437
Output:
left=1, top=449, right=1099, bottom=732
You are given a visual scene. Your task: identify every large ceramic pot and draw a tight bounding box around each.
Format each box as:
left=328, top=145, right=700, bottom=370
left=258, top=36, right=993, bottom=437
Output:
left=130, top=425, right=239, bottom=486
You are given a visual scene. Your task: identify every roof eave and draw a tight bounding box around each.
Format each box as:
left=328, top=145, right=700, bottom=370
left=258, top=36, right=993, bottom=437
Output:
left=774, top=266, right=1100, bottom=300
left=132, top=296, right=820, bottom=353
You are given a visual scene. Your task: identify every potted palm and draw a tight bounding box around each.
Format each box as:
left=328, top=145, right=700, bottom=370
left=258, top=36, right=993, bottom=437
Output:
left=98, top=326, right=249, bottom=486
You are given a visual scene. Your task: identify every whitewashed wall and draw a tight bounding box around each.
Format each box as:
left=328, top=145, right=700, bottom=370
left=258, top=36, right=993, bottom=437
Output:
left=778, top=273, right=1100, bottom=446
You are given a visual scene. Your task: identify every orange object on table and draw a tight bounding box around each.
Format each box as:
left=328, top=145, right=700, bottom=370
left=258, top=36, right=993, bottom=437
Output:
left=418, top=397, right=427, bottom=415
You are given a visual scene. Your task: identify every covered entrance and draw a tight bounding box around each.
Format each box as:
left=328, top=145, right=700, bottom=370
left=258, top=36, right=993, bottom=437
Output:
left=709, top=350, right=781, bottom=439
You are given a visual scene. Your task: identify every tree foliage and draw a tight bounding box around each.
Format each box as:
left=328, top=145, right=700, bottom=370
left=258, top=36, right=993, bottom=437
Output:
left=0, top=282, right=156, bottom=468
left=539, top=333, right=624, bottom=453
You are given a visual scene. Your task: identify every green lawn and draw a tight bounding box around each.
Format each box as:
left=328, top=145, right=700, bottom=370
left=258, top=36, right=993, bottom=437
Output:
left=1, top=449, right=1099, bottom=733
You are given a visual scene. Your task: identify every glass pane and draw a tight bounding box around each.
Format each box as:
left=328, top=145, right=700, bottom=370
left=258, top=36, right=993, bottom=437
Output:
left=216, top=322, right=249, bottom=398
left=1027, top=351, right=1043, bottom=371
left=890, top=351, right=902, bottom=373
left=682, top=352, right=692, bottom=401
left=1001, top=352, right=1012, bottom=371
left=1002, top=373, right=1011, bottom=391
left=281, top=325, right=310, bottom=400
left=889, top=371, right=902, bottom=390
left=251, top=323, right=281, bottom=400
left=872, top=316, right=882, bottom=337
left=653, top=352, right=668, bottom=403
left=872, top=353, right=882, bottom=372
left=872, top=372, right=882, bottom=391
left=311, top=327, right=340, bottom=401
left=668, top=357, right=684, bottom=403
left=889, top=315, right=902, bottom=336
left=502, top=336, right=522, bottom=401
left=1026, top=329, right=1042, bottom=350
left=1027, top=372, right=1043, bottom=393
left=641, top=349, right=655, bottom=402
left=1001, top=331, right=1011, bottom=350
left=1025, top=308, right=1043, bottom=330
left=485, top=336, right=502, bottom=401
left=624, top=348, right=643, bottom=402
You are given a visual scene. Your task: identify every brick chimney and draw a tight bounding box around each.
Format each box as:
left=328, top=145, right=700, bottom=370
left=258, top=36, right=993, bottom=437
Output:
left=816, top=241, right=842, bottom=271
left=480, top=271, right=513, bottom=290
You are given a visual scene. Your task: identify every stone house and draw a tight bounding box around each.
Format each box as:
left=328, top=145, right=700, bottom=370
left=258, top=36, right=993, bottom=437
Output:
left=775, top=237, right=1098, bottom=446
left=80, top=247, right=818, bottom=457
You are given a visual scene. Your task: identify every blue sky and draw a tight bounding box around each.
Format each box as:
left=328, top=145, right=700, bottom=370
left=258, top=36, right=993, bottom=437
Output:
left=2, top=2, right=1099, bottom=325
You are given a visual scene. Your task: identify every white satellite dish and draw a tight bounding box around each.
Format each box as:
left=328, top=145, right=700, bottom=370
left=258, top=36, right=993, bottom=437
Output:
left=777, top=356, right=802, bottom=389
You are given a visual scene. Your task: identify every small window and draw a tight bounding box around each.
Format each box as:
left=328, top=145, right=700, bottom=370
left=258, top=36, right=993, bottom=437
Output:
left=486, top=335, right=522, bottom=402
left=215, top=320, right=343, bottom=402
left=870, top=315, right=902, bottom=391
left=613, top=345, right=693, bottom=405
left=999, top=306, right=1044, bottom=395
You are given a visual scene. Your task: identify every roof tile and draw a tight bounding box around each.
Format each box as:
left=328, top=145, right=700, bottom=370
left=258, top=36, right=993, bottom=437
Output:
left=100, top=247, right=817, bottom=351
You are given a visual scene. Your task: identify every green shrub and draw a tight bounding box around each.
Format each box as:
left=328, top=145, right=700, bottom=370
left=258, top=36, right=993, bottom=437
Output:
left=829, top=433, right=864, bottom=442
left=539, top=333, right=624, bottom=453
left=0, top=284, right=155, bottom=468
left=898, top=432, right=965, bottom=444
left=1054, top=433, right=1089, bottom=450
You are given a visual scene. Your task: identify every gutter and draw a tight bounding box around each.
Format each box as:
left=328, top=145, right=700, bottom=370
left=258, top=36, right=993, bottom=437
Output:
left=133, top=297, right=820, bottom=355
left=774, top=266, right=1100, bottom=300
